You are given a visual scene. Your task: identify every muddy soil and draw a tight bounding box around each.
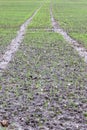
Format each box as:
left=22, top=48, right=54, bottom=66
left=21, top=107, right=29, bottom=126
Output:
left=0, top=31, right=87, bottom=130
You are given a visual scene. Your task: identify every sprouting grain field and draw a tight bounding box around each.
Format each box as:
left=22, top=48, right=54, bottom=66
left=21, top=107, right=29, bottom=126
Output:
left=0, top=0, right=43, bottom=55
left=52, top=0, right=87, bottom=48
left=28, top=1, right=52, bottom=29
left=0, top=0, right=87, bottom=130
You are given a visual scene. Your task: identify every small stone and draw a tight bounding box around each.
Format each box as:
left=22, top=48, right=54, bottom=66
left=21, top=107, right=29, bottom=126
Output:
left=67, top=83, right=71, bottom=86
left=0, top=120, right=9, bottom=127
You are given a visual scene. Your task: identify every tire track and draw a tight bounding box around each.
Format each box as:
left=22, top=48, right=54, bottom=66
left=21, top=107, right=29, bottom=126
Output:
left=50, top=8, right=87, bottom=64
left=0, top=6, right=42, bottom=72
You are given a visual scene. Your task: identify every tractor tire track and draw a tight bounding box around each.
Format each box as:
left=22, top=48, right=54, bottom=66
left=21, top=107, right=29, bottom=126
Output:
left=50, top=8, right=87, bottom=64
left=0, top=6, right=42, bottom=72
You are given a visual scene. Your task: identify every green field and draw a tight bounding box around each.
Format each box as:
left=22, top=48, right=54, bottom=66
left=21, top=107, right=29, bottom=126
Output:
left=28, top=1, right=52, bottom=29
left=52, top=0, right=87, bottom=48
left=0, top=0, right=43, bottom=54
left=0, top=0, right=87, bottom=129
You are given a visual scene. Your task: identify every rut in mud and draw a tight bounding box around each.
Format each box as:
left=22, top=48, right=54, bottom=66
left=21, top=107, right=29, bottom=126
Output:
left=0, top=6, right=41, bottom=72
left=50, top=8, right=87, bottom=64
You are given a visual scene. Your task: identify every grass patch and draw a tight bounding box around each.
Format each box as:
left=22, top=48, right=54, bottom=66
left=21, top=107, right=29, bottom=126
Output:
left=0, top=127, right=6, bottom=130
left=0, top=0, right=44, bottom=53
left=83, top=112, right=87, bottom=118
left=28, top=0, right=52, bottom=29
left=52, top=0, right=87, bottom=48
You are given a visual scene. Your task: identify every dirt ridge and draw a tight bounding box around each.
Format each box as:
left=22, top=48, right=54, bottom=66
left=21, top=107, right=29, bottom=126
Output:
left=0, top=6, right=42, bottom=72
left=50, top=8, right=87, bottom=64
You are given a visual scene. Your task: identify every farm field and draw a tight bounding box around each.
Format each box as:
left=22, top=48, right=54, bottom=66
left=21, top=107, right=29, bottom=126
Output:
left=28, top=1, right=52, bottom=29
left=0, top=0, right=87, bottom=130
left=52, top=0, right=87, bottom=48
left=1, top=31, right=87, bottom=129
left=0, top=0, right=43, bottom=55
